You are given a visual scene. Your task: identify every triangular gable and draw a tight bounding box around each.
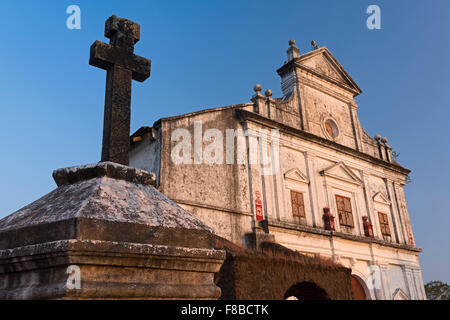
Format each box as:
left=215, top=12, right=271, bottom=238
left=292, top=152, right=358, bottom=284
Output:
left=284, top=168, right=310, bottom=184
left=320, top=162, right=362, bottom=186
left=373, top=192, right=391, bottom=205
left=296, top=47, right=362, bottom=96
left=393, top=288, right=409, bottom=300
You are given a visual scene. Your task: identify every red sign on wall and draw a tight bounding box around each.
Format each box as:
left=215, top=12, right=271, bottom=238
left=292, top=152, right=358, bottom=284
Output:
left=362, top=216, right=374, bottom=238
left=409, top=230, right=415, bottom=245
left=323, top=207, right=335, bottom=231
left=255, top=191, right=263, bottom=221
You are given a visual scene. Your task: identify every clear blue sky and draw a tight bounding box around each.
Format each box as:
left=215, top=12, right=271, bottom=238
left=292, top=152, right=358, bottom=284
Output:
left=0, top=0, right=448, bottom=284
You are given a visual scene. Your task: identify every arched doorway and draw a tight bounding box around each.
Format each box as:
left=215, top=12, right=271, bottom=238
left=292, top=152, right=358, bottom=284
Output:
left=284, top=282, right=330, bottom=300
left=351, top=275, right=368, bottom=300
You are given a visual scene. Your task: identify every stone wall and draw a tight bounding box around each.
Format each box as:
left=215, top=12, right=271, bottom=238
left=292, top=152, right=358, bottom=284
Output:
left=214, top=237, right=353, bottom=300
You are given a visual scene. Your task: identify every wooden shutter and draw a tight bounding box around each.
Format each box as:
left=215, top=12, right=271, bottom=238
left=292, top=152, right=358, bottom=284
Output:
left=290, top=190, right=306, bottom=218
left=378, top=212, right=391, bottom=236
left=335, top=195, right=354, bottom=227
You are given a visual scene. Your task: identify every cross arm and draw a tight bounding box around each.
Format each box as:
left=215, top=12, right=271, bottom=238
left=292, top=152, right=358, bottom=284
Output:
left=89, top=40, right=151, bottom=82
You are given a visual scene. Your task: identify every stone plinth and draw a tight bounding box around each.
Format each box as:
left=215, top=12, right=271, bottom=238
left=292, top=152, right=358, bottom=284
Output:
left=0, top=162, right=225, bottom=299
left=243, top=225, right=275, bottom=251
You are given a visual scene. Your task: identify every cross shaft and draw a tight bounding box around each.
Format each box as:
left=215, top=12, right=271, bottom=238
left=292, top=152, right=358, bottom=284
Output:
left=89, top=15, right=151, bottom=165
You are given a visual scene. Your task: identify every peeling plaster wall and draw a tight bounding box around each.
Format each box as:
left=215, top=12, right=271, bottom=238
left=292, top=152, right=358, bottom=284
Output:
left=133, top=108, right=254, bottom=244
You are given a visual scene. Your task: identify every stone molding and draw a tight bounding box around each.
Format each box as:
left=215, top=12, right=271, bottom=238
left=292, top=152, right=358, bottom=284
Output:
left=269, top=219, right=421, bottom=253
left=53, top=161, right=156, bottom=187
left=235, top=109, right=410, bottom=176
left=284, top=168, right=310, bottom=185
left=0, top=239, right=225, bottom=300
left=320, top=161, right=363, bottom=186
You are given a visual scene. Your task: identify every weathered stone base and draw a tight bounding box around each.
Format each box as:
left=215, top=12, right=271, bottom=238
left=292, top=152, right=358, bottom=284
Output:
left=0, top=162, right=226, bottom=299
left=0, top=239, right=225, bottom=300
left=243, top=225, right=275, bottom=251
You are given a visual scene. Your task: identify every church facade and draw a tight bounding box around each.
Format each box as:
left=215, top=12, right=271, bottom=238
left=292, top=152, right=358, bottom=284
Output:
left=130, top=41, right=426, bottom=300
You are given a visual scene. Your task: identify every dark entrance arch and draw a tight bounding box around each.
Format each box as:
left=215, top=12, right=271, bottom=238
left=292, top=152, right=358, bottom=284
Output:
left=351, top=275, right=368, bottom=300
left=284, top=282, right=330, bottom=300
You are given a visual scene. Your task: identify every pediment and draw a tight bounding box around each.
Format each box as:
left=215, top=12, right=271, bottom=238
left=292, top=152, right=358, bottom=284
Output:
left=373, top=192, right=391, bottom=205
left=393, top=288, right=409, bottom=300
left=320, top=162, right=362, bottom=186
left=284, top=168, right=310, bottom=184
left=297, top=47, right=362, bottom=96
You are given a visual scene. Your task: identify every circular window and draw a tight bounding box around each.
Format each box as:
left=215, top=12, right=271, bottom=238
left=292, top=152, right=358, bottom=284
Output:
left=324, top=119, right=339, bottom=139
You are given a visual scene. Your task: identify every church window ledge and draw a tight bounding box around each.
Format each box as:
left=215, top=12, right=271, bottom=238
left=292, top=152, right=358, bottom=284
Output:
left=339, top=225, right=355, bottom=234
left=292, top=216, right=308, bottom=226
left=267, top=219, right=421, bottom=253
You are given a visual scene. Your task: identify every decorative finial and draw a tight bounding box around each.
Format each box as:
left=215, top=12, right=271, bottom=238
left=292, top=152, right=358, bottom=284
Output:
left=265, top=89, right=273, bottom=98
left=381, top=137, right=388, bottom=143
left=374, top=134, right=381, bottom=141
left=311, top=40, right=319, bottom=50
left=286, top=39, right=299, bottom=61
left=253, top=84, right=262, bottom=93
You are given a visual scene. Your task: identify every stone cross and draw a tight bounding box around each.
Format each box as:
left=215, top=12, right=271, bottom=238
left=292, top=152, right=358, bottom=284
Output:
left=89, top=15, right=151, bottom=165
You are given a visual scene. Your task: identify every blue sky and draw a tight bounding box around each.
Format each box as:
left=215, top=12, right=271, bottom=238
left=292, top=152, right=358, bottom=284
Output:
left=0, top=0, right=448, bottom=283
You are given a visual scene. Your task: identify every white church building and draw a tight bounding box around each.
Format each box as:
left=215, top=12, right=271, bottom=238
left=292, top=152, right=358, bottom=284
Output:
left=129, top=40, right=426, bottom=300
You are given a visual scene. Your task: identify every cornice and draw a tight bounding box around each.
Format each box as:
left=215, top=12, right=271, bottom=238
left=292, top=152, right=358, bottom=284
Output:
left=269, top=219, right=421, bottom=253
left=276, top=48, right=362, bottom=97
left=235, top=109, right=411, bottom=176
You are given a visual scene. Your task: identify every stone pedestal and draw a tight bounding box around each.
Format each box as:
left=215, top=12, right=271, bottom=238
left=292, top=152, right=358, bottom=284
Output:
left=243, top=224, right=275, bottom=251
left=0, top=162, right=225, bottom=299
